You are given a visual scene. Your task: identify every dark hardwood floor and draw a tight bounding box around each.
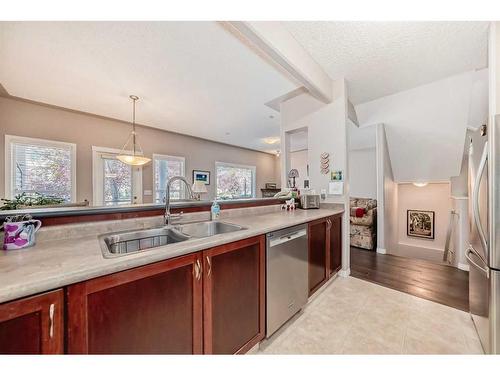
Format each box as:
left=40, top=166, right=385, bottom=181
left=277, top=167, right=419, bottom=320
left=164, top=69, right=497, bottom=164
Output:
left=350, top=247, right=469, bottom=311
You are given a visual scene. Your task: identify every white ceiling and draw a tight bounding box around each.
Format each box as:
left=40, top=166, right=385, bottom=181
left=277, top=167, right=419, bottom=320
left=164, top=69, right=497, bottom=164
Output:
left=0, top=21, right=298, bottom=153
left=284, top=21, right=489, bottom=104
left=0, top=21, right=491, bottom=155
left=355, top=70, right=485, bottom=182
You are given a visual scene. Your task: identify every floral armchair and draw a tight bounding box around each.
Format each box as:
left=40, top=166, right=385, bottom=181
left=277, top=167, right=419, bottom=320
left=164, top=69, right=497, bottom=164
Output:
left=350, top=197, right=377, bottom=250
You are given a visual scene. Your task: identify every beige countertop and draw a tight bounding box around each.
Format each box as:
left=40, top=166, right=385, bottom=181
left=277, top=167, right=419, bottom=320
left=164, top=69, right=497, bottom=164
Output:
left=0, top=207, right=343, bottom=304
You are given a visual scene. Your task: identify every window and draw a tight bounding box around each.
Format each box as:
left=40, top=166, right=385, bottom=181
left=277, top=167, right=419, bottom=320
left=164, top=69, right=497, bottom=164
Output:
left=5, top=135, right=76, bottom=201
left=153, top=154, right=185, bottom=203
left=102, top=157, right=133, bottom=205
left=215, top=162, right=256, bottom=200
left=92, top=147, right=142, bottom=206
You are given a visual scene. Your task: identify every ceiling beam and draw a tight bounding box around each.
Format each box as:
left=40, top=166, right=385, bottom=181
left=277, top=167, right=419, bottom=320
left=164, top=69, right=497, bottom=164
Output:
left=227, top=21, right=333, bottom=103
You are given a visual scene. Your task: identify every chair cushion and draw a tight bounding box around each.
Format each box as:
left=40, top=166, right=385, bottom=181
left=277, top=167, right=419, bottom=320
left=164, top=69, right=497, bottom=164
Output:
left=350, top=207, right=366, bottom=218
left=350, top=209, right=374, bottom=226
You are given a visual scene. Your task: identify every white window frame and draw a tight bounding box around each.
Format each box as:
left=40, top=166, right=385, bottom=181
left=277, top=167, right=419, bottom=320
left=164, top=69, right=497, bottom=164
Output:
left=92, top=146, right=143, bottom=206
left=4, top=135, right=77, bottom=201
left=215, top=161, right=256, bottom=200
left=153, top=154, right=186, bottom=203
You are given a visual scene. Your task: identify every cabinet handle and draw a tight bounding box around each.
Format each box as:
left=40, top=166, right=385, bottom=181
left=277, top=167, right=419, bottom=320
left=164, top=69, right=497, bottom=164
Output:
left=194, top=259, right=202, bottom=281
left=327, top=218, right=332, bottom=229
left=49, top=303, right=55, bottom=339
left=206, top=256, right=212, bottom=277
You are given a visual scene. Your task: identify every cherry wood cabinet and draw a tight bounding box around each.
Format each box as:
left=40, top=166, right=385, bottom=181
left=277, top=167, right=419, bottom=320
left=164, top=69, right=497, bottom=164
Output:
left=66, top=253, right=203, bottom=354
left=308, top=218, right=328, bottom=296
left=203, top=235, right=265, bottom=354
left=0, top=289, right=64, bottom=354
left=66, top=235, right=265, bottom=355
left=308, top=214, right=343, bottom=297
left=328, top=215, right=342, bottom=275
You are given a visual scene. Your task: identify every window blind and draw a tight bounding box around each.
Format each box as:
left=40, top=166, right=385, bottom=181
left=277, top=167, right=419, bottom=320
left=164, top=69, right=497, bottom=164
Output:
left=12, top=142, right=73, bottom=201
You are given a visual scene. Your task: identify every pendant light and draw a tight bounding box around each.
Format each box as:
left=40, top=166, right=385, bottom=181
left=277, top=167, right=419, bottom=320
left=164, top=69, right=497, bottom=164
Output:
left=117, top=95, right=151, bottom=166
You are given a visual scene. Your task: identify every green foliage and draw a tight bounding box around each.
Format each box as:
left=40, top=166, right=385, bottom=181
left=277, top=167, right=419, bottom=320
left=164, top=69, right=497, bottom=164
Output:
left=0, top=192, right=65, bottom=210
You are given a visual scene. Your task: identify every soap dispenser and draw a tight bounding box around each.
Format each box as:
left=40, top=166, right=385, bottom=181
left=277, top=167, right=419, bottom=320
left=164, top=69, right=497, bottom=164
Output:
left=211, top=200, right=220, bottom=220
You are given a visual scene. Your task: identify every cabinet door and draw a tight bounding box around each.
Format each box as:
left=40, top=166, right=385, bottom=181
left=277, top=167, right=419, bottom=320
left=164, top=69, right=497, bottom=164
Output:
left=308, top=218, right=328, bottom=296
left=329, top=215, right=342, bottom=275
left=203, top=236, right=265, bottom=354
left=67, top=253, right=203, bottom=354
left=0, top=290, right=63, bottom=354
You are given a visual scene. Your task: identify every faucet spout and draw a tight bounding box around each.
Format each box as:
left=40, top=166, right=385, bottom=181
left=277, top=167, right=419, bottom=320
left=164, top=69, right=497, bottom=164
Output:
left=164, top=176, right=195, bottom=226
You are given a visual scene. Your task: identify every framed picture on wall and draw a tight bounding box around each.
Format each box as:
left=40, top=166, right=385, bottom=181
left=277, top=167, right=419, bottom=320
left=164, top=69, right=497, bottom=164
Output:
left=407, top=210, right=435, bottom=239
left=193, top=170, right=210, bottom=185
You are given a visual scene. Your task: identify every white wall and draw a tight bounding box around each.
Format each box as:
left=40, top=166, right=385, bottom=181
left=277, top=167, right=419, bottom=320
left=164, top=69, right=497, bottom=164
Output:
left=280, top=79, right=350, bottom=274
left=390, top=182, right=452, bottom=263
left=356, top=70, right=486, bottom=183
left=289, top=150, right=308, bottom=189
left=281, top=81, right=348, bottom=205
left=349, top=147, right=377, bottom=199
left=376, top=124, right=398, bottom=255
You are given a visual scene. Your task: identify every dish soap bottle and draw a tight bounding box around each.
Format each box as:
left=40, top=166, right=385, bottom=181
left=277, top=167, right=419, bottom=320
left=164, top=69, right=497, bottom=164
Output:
left=211, top=200, right=220, bottom=220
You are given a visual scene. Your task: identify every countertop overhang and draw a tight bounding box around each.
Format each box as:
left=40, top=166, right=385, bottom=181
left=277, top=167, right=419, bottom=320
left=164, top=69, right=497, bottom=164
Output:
left=0, top=198, right=284, bottom=219
left=0, top=207, right=343, bottom=304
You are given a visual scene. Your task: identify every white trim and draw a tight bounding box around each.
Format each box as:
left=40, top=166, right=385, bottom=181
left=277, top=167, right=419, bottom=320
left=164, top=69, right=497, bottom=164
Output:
left=451, top=196, right=469, bottom=200
left=91, top=146, right=142, bottom=206
left=339, top=268, right=351, bottom=277
left=5, top=134, right=77, bottom=201
left=152, top=153, right=186, bottom=203
left=215, top=161, right=257, bottom=199
left=376, top=247, right=387, bottom=254
left=397, top=180, right=451, bottom=185
left=458, top=263, right=470, bottom=272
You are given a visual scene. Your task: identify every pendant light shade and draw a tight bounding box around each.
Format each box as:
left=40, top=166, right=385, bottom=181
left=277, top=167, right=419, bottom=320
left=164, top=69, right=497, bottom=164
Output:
left=117, top=95, right=151, bottom=166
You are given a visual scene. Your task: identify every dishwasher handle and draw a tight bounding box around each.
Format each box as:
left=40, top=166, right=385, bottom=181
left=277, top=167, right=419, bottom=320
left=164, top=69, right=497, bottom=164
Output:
left=269, top=229, right=307, bottom=247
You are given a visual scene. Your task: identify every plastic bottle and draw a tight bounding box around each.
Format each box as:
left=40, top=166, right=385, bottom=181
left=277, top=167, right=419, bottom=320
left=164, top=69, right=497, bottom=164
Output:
left=211, top=200, right=220, bottom=220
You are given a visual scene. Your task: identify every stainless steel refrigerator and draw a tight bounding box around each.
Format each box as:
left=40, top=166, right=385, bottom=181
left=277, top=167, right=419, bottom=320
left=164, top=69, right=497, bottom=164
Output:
left=467, top=117, right=500, bottom=354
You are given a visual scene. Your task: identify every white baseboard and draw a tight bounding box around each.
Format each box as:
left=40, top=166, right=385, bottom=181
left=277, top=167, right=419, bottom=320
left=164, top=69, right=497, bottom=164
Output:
left=376, top=247, right=387, bottom=254
left=339, top=268, right=351, bottom=277
left=458, top=263, right=470, bottom=272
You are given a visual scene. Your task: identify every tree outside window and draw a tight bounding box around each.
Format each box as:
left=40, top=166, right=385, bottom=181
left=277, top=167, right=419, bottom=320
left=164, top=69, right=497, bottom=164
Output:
left=103, top=158, right=133, bottom=205
left=216, top=163, right=255, bottom=200
left=154, top=155, right=185, bottom=203
left=12, top=142, right=74, bottom=202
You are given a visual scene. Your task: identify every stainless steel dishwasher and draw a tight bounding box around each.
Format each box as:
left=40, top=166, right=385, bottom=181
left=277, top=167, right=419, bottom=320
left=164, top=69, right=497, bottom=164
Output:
left=266, top=224, right=308, bottom=337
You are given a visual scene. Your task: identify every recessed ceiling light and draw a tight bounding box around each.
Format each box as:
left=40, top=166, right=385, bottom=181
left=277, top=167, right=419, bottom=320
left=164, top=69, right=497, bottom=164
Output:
left=263, top=137, right=280, bottom=145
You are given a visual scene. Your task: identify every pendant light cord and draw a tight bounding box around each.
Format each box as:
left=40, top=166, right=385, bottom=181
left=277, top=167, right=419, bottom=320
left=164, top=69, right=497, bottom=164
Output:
left=132, top=96, right=137, bottom=155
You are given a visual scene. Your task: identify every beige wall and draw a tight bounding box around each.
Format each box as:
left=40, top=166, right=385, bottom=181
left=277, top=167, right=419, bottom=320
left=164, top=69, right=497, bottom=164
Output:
left=390, top=182, right=451, bottom=263
left=0, top=96, right=280, bottom=204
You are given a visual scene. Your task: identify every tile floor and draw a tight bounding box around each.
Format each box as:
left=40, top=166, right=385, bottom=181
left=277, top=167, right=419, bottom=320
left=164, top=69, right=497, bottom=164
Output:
left=258, top=276, right=484, bottom=354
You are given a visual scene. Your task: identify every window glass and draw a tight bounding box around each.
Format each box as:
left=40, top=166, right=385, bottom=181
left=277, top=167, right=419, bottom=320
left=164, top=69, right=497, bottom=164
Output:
left=216, top=163, right=255, bottom=200
left=11, top=141, right=73, bottom=201
left=154, top=155, right=185, bottom=203
left=103, top=157, right=133, bottom=205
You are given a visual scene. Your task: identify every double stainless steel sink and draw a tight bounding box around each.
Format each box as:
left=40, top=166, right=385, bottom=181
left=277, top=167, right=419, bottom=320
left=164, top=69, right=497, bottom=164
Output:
left=99, top=221, right=245, bottom=258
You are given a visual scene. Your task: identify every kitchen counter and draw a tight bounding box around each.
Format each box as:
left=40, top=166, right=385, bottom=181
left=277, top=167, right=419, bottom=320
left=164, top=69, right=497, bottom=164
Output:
left=0, top=207, right=343, bottom=304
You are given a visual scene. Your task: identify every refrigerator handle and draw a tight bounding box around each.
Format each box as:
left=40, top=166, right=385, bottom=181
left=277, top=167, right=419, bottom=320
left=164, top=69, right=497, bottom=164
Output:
left=473, top=141, right=488, bottom=258
left=466, top=246, right=489, bottom=278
